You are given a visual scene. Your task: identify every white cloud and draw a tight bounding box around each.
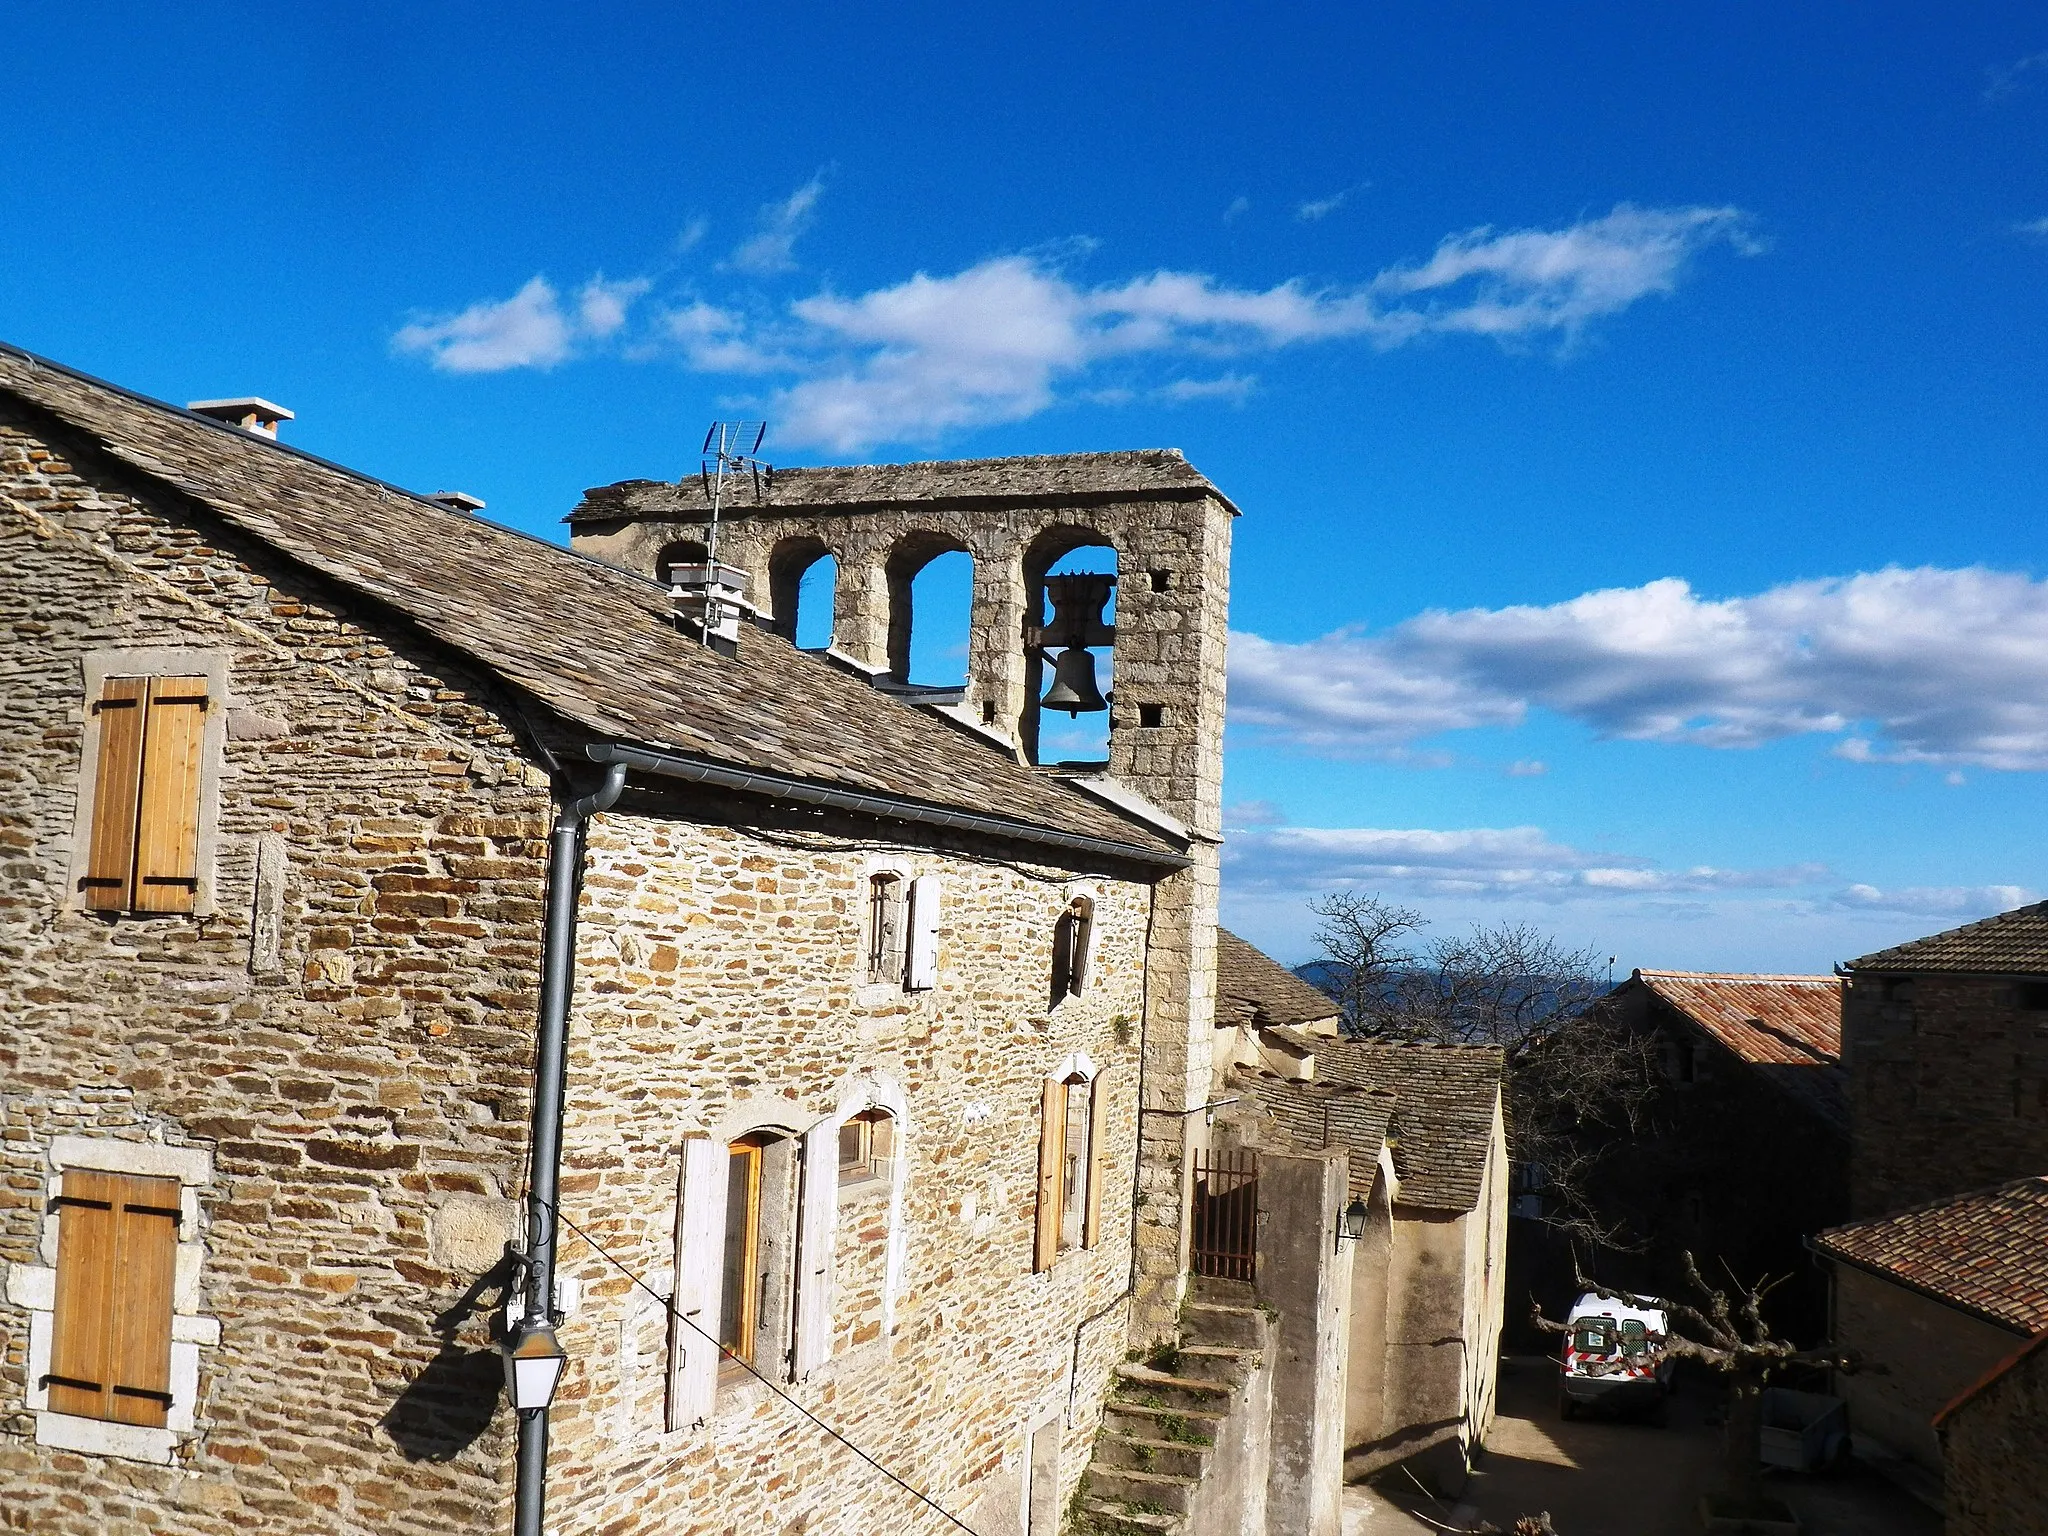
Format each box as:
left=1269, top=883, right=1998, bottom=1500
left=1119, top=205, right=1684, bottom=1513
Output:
left=1223, top=823, right=1826, bottom=902
left=1831, top=883, right=2034, bottom=918
left=1230, top=566, right=2048, bottom=770
left=393, top=274, right=649, bottom=373
left=1985, top=50, right=2048, bottom=103
left=1298, top=190, right=1348, bottom=221
left=1506, top=759, right=1548, bottom=777
left=2016, top=216, right=2048, bottom=241
left=1158, top=373, right=1256, bottom=404
left=725, top=176, right=825, bottom=275
left=1224, top=196, right=1251, bottom=224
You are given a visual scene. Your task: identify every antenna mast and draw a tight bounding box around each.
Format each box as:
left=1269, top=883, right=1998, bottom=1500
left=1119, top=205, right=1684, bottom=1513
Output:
left=677, top=421, right=770, bottom=648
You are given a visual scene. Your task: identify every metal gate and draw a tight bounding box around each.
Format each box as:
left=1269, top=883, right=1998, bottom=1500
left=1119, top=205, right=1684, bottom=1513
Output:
left=1190, top=1148, right=1259, bottom=1281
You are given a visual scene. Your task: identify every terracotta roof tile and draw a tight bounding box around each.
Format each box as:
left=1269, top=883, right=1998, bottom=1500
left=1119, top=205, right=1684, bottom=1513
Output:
left=0, top=343, right=1178, bottom=865
left=1848, top=901, right=2048, bottom=975
left=1632, top=970, right=1846, bottom=1128
left=1215, top=929, right=1341, bottom=1030
left=1814, top=1177, right=2048, bottom=1334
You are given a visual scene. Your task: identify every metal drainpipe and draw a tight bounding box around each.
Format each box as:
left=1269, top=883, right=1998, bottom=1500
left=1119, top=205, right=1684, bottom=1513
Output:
left=514, top=760, right=627, bottom=1536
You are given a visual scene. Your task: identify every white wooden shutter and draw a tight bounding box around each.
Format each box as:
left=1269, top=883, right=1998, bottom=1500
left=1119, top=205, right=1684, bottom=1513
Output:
left=667, top=1135, right=728, bottom=1427
left=905, top=876, right=940, bottom=991
left=793, top=1119, right=839, bottom=1376
left=1071, top=903, right=1094, bottom=993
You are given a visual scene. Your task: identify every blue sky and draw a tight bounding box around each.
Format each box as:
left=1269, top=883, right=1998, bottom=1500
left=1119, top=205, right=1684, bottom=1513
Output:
left=8, top=2, right=2048, bottom=971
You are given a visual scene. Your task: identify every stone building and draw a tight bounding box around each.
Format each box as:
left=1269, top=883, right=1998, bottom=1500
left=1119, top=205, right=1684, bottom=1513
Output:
left=1209, top=932, right=1509, bottom=1496
left=0, top=341, right=1247, bottom=1536
left=1841, top=901, right=2048, bottom=1217
left=1812, top=1176, right=2048, bottom=1481
left=1934, top=1329, right=2048, bottom=1536
left=1588, top=970, right=1847, bottom=1341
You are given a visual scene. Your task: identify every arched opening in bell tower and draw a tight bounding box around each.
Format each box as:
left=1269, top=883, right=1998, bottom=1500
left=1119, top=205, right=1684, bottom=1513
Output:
left=1022, top=527, right=1118, bottom=768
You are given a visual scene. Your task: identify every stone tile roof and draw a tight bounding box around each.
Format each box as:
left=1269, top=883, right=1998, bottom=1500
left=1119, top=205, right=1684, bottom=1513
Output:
left=1814, top=1176, right=2048, bottom=1334
left=1266, top=1037, right=1503, bottom=1213
left=567, top=449, right=1235, bottom=522
left=1848, top=901, right=2048, bottom=975
left=1232, top=1068, right=1395, bottom=1198
left=1215, top=929, right=1341, bottom=1030
left=1633, top=970, right=1847, bottom=1128
left=0, top=343, right=1177, bottom=863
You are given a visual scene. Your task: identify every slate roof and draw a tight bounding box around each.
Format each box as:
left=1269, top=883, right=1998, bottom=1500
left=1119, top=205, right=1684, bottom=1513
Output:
left=1814, top=1177, right=2048, bottom=1335
left=567, top=449, right=1235, bottom=522
left=0, top=343, right=1177, bottom=864
left=1263, top=1037, right=1504, bottom=1213
left=1632, top=970, right=1847, bottom=1129
left=1215, top=928, right=1342, bottom=1030
left=1848, top=901, right=2048, bottom=976
left=1232, top=1068, right=1395, bottom=1198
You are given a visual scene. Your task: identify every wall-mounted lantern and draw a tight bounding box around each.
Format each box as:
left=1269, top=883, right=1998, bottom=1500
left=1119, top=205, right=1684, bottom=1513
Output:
left=1336, top=1196, right=1371, bottom=1243
left=502, top=1318, right=568, bottom=1413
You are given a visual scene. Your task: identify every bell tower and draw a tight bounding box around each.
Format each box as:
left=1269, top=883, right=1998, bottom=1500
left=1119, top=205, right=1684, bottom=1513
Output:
left=567, top=449, right=1236, bottom=1340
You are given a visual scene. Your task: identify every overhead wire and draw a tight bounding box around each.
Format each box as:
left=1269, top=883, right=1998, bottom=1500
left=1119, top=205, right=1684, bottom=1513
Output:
left=536, top=1194, right=978, bottom=1536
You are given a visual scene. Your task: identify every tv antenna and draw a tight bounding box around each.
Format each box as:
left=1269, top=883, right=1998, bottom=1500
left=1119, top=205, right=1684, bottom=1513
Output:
left=677, top=421, right=770, bottom=648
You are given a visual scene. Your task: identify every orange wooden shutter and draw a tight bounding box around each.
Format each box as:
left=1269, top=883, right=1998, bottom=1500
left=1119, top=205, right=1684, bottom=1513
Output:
left=47, top=1171, right=179, bottom=1427
left=82, top=679, right=150, bottom=910
left=133, top=677, right=209, bottom=913
left=1033, top=1078, right=1065, bottom=1274
left=1082, top=1071, right=1110, bottom=1250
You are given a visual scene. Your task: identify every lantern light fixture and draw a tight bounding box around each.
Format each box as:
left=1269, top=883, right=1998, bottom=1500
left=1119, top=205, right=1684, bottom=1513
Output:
left=1336, top=1196, right=1371, bottom=1243
left=503, top=1318, right=568, bottom=1413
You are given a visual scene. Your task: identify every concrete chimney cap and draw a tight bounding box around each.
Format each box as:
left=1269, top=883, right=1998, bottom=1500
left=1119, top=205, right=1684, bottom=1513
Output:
left=187, top=397, right=295, bottom=438
left=426, top=490, right=486, bottom=514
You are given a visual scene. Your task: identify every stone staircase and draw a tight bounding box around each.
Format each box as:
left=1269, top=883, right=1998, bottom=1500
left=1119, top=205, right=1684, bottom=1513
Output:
left=1071, top=1282, right=1274, bottom=1535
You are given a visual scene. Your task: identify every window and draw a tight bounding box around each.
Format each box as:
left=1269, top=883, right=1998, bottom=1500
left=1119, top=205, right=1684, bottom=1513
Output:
left=81, top=675, right=211, bottom=914
left=45, top=1171, right=181, bottom=1428
left=1050, top=896, right=1094, bottom=1004
left=2017, top=983, right=2048, bottom=1011
left=866, top=874, right=905, bottom=984
left=1137, top=703, right=1163, bottom=729
left=1033, top=1065, right=1108, bottom=1272
left=718, top=1139, right=767, bottom=1365
left=839, top=1109, right=894, bottom=1187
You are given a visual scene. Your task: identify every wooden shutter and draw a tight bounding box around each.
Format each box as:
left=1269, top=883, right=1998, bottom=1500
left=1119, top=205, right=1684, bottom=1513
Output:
left=1033, top=1079, right=1065, bottom=1274
left=47, top=1171, right=180, bottom=1427
left=792, top=1119, right=839, bottom=1376
left=668, top=1136, right=728, bottom=1428
left=1082, top=1071, right=1110, bottom=1250
left=1071, top=904, right=1093, bottom=994
left=133, top=677, right=209, bottom=913
left=82, top=679, right=149, bottom=910
left=905, top=876, right=940, bottom=991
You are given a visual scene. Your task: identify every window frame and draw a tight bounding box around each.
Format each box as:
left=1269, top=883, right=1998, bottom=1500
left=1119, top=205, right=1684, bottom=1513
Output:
left=66, top=651, right=229, bottom=918
left=838, top=1108, right=895, bottom=1191
left=1033, top=1052, right=1107, bottom=1273
left=865, top=872, right=906, bottom=984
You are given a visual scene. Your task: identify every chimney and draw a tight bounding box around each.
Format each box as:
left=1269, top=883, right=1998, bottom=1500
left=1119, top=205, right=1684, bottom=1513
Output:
left=669, top=561, right=750, bottom=653
left=425, top=491, right=486, bottom=515
left=188, top=397, right=294, bottom=439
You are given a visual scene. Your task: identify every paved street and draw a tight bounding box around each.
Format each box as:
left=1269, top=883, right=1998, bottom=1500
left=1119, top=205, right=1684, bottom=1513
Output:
left=1344, top=1357, right=1942, bottom=1536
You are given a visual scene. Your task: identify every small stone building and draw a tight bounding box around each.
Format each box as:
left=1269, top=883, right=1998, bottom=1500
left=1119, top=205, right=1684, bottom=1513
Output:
left=1812, top=1175, right=2048, bottom=1478
left=0, top=342, right=1248, bottom=1536
left=1842, top=901, right=2048, bottom=1217
left=1592, top=970, right=1847, bottom=1340
left=1934, top=1329, right=2048, bottom=1536
left=1211, top=933, right=1509, bottom=1495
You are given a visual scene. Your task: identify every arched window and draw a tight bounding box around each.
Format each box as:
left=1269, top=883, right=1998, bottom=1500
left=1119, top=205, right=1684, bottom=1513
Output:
left=718, top=1129, right=798, bottom=1369
left=1033, top=1055, right=1107, bottom=1272
left=1050, top=895, right=1095, bottom=1005
left=839, top=1108, right=896, bottom=1188
left=769, top=537, right=837, bottom=649
left=884, top=533, right=974, bottom=686
left=866, top=873, right=905, bottom=983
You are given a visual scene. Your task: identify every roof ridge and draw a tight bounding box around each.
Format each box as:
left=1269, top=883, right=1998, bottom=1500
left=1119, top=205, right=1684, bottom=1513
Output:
left=1848, top=898, right=2048, bottom=970
left=1636, top=969, right=1839, bottom=983
left=1816, top=1173, right=2048, bottom=1240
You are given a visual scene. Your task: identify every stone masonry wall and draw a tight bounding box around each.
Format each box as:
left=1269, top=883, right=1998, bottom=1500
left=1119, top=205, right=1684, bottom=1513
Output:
left=1844, top=971, right=2048, bottom=1216
left=1941, top=1338, right=2048, bottom=1536
left=543, top=804, right=1154, bottom=1535
left=0, top=405, right=552, bottom=1534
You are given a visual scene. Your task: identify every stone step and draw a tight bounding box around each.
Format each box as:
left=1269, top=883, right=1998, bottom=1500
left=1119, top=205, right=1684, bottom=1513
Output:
left=1190, top=1274, right=1258, bottom=1306
left=1075, top=1498, right=1185, bottom=1536
left=1168, top=1344, right=1258, bottom=1386
left=1113, top=1363, right=1237, bottom=1413
left=1101, top=1400, right=1226, bottom=1446
left=1179, top=1300, right=1266, bottom=1351
left=1091, top=1430, right=1211, bottom=1480
left=1085, top=1464, right=1200, bottom=1515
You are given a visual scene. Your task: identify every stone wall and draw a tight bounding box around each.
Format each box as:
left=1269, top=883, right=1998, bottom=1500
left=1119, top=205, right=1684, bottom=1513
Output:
left=1845, top=970, right=2048, bottom=1217
left=1940, top=1337, right=2048, bottom=1536
left=1830, top=1266, right=2025, bottom=1472
left=540, top=802, right=1156, bottom=1535
left=0, top=404, right=553, bottom=1533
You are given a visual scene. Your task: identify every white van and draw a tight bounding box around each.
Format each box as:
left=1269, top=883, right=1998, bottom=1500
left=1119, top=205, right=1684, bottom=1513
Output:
left=1558, top=1290, right=1675, bottom=1419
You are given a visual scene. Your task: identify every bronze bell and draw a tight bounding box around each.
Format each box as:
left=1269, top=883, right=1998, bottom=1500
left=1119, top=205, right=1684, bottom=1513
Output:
left=1041, top=647, right=1107, bottom=715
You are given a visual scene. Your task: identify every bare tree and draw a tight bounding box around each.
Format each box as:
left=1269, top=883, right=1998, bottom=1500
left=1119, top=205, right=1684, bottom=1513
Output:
left=1533, top=1256, right=1861, bottom=1522
left=1307, top=897, right=1659, bottom=1247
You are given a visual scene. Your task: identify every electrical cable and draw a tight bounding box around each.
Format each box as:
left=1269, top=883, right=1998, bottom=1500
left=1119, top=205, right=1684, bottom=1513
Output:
left=536, top=1195, right=978, bottom=1536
